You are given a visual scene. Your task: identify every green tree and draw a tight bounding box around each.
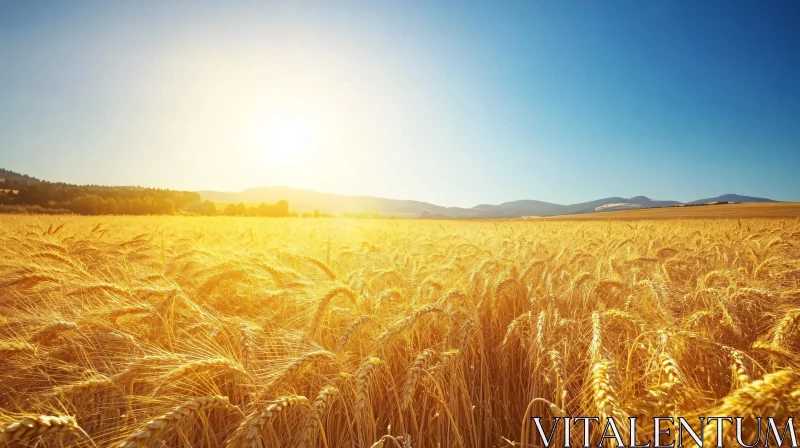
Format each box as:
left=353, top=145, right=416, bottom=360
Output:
left=199, top=200, right=217, bottom=216
left=276, top=200, right=289, bottom=216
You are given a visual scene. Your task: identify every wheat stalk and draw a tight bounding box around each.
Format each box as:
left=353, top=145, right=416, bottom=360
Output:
left=267, top=350, right=336, bottom=392
left=309, top=286, right=358, bottom=334
left=296, top=386, right=340, bottom=448
left=591, top=359, right=628, bottom=436
left=379, top=305, right=443, bottom=345
left=549, top=350, right=567, bottom=406
left=770, top=308, right=800, bottom=348
left=589, top=312, right=602, bottom=360
left=501, top=311, right=531, bottom=347
left=355, top=357, right=381, bottom=412
left=108, top=304, right=154, bottom=323
left=536, top=311, right=546, bottom=348
left=119, top=395, right=230, bottom=448
left=702, top=370, right=800, bottom=446
left=154, top=358, right=249, bottom=394
left=0, top=415, right=80, bottom=443
left=29, top=320, right=79, bottom=343
left=0, top=341, right=35, bottom=359
left=337, top=315, right=378, bottom=350
left=52, top=376, right=114, bottom=398
left=402, top=350, right=438, bottom=410
left=227, top=395, right=308, bottom=448
left=729, top=348, right=752, bottom=387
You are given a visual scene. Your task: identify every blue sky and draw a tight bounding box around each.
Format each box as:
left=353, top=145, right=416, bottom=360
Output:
left=1, top=1, right=798, bottom=206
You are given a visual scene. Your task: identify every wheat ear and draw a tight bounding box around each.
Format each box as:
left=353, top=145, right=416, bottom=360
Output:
left=702, top=370, right=800, bottom=446
left=227, top=395, right=308, bottom=448
left=119, top=395, right=230, bottom=448
left=296, top=386, right=340, bottom=448
left=309, top=286, right=358, bottom=334
left=402, top=350, right=438, bottom=410
left=29, top=321, right=79, bottom=343
left=0, top=341, right=35, bottom=359
left=355, top=357, right=381, bottom=412
left=0, top=415, right=80, bottom=443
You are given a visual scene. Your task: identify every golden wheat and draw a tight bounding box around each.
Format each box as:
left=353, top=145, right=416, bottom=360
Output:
left=119, top=395, right=231, bottom=448
left=0, top=415, right=80, bottom=443
left=0, top=215, right=798, bottom=447
left=296, top=386, right=339, bottom=448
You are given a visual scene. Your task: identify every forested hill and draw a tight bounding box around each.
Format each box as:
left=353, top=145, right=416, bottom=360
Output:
left=0, top=169, right=201, bottom=215
left=0, top=168, right=39, bottom=183
left=0, top=168, right=294, bottom=216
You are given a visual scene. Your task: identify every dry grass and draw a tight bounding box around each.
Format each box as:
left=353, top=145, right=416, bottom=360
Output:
left=0, top=215, right=799, bottom=447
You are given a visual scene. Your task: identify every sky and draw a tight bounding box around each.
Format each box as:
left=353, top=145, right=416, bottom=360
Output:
left=1, top=1, right=798, bottom=207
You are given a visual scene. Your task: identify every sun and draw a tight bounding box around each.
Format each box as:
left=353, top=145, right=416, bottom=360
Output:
left=256, top=112, right=316, bottom=167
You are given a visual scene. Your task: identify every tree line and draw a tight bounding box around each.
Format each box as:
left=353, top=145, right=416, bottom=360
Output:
left=0, top=170, right=290, bottom=216
left=194, top=200, right=290, bottom=217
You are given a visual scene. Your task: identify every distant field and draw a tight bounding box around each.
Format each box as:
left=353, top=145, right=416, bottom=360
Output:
left=537, top=202, right=800, bottom=220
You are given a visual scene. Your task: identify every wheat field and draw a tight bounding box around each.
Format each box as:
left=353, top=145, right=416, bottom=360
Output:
left=1, top=216, right=799, bottom=447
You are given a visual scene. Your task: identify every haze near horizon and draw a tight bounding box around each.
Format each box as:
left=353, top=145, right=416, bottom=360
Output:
left=1, top=1, right=799, bottom=207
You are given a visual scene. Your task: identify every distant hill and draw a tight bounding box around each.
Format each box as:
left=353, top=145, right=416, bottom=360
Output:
left=687, top=194, right=776, bottom=205
left=198, top=187, right=779, bottom=218
left=1, top=167, right=782, bottom=218
left=0, top=168, right=200, bottom=215
left=559, top=196, right=681, bottom=215
left=198, top=187, right=470, bottom=218
left=0, top=168, right=40, bottom=183
left=467, top=200, right=566, bottom=218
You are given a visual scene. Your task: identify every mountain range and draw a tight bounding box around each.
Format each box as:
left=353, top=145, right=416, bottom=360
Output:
left=0, top=168, right=782, bottom=218
left=197, top=187, right=777, bottom=219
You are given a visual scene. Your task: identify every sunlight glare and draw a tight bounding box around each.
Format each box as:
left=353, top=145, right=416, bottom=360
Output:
left=256, top=112, right=317, bottom=167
